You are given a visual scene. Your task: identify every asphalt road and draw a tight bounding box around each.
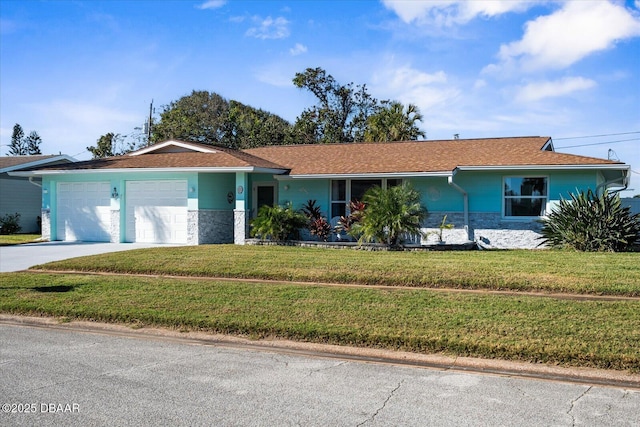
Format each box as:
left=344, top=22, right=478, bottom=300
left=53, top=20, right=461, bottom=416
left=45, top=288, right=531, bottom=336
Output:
left=1, top=323, right=638, bottom=426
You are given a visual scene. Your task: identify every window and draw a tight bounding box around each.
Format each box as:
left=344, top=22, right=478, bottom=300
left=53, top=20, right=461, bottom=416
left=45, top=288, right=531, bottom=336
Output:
left=330, top=178, right=401, bottom=219
left=331, top=180, right=346, bottom=218
left=504, top=177, right=547, bottom=217
left=387, top=179, right=403, bottom=188
left=351, top=179, right=382, bottom=202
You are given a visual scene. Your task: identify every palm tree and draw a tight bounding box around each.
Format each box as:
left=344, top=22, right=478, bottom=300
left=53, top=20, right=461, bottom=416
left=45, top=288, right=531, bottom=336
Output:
left=358, top=183, right=427, bottom=248
left=364, top=101, right=426, bottom=142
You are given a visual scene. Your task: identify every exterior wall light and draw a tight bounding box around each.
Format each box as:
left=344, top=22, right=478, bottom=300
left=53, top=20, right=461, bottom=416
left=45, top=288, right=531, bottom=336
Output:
left=111, top=187, right=119, bottom=199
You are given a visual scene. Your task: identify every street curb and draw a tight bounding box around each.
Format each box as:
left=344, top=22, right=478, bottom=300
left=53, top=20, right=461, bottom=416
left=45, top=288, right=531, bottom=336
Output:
left=2, top=314, right=639, bottom=390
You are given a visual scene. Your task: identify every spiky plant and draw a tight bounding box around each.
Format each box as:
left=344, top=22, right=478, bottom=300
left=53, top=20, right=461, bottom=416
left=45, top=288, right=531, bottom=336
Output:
left=301, top=200, right=331, bottom=241
left=539, top=189, right=640, bottom=252
left=358, top=183, right=427, bottom=248
left=336, top=200, right=366, bottom=239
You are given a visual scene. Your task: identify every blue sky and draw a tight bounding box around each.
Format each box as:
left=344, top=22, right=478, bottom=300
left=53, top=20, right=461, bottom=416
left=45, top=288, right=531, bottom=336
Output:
left=1, top=0, right=639, bottom=194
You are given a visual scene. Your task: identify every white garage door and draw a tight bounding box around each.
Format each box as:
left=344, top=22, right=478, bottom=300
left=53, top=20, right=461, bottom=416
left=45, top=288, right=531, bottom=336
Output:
left=125, top=180, right=188, bottom=244
left=57, top=182, right=111, bottom=242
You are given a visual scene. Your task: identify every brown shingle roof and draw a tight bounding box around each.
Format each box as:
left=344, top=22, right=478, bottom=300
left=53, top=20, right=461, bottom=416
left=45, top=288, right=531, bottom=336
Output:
left=23, top=137, right=624, bottom=175
left=33, top=146, right=286, bottom=171
left=245, top=136, right=623, bottom=175
left=0, top=155, right=59, bottom=169
left=1, top=155, right=75, bottom=173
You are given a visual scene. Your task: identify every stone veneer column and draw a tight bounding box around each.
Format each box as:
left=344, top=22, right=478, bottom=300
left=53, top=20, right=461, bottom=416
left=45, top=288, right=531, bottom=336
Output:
left=234, top=209, right=246, bottom=245
left=41, top=210, right=51, bottom=241
left=110, top=210, right=120, bottom=243
left=187, top=210, right=199, bottom=245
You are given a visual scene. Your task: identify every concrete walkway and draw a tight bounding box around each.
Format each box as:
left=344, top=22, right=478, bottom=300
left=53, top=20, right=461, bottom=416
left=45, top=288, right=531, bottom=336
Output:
left=0, top=241, right=176, bottom=272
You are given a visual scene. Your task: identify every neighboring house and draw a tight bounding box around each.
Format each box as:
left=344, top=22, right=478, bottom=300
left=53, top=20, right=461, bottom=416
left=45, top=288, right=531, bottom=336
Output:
left=1, top=155, right=75, bottom=233
left=12, top=137, right=630, bottom=248
left=622, top=198, right=640, bottom=216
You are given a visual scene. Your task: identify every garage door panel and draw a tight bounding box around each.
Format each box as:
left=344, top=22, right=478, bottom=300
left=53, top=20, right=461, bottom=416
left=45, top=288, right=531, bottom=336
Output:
left=57, top=182, right=111, bottom=242
left=125, top=180, right=188, bottom=244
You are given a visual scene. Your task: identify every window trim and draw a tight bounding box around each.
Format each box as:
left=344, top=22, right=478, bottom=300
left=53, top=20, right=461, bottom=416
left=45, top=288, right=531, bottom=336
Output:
left=502, top=176, right=548, bottom=219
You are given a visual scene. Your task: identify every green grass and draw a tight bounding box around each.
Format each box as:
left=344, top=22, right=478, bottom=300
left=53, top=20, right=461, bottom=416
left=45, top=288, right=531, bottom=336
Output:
left=0, top=234, right=41, bottom=246
left=33, top=245, right=640, bottom=296
left=1, top=272, right=638, bottom=371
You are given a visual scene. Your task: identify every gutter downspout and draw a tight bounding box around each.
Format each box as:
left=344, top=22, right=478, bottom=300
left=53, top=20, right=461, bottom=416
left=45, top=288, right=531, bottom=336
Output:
left=596, top=170, right=629, bottom=196
left=28, top=176, right=42, bottom=188
left=447, top=174, right=470, bottom=241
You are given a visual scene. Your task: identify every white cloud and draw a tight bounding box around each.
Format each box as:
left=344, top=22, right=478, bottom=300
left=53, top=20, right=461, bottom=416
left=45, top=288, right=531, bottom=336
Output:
left=496, top=1, right=640, bottom=72
left=255, top=64, right=297, bottom=88
left=30, top=100, right=136, bottom=127
left=289, top=43, right=307, bottom=56
left=196, top=1, right=226, bottom=10
left=246, top=16, right=290, bottom=40
left=515, top=76, right=596, bottom=102
left=381, top=0, right=536, bottom=26
left=23, top=100, right=140, bottom=156
left=371, top=62, right=460, bottom=113
left=473, top=79, right=487, bottom=90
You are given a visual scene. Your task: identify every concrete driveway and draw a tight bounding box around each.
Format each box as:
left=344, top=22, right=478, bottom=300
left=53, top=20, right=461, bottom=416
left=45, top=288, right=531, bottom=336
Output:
left=0, top=241, right=175, bottom=272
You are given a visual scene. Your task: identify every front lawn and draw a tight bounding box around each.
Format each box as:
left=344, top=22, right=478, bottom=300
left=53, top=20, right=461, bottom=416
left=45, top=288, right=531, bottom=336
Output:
left=1, top=272, right=638, bottom=371
left=32, top=245, right=640, bottom=296
left=0, top=234, right=41, bottom=246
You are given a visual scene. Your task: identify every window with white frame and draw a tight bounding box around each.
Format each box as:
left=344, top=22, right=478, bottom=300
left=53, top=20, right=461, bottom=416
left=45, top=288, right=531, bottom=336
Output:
left=330, top=178, right=402, bottom=219
left=504, top=177, right=547, bottom=217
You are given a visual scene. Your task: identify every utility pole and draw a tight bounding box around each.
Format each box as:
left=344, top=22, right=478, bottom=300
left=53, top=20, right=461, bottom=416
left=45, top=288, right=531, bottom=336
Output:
left=146, top=99, right=154, bottom=146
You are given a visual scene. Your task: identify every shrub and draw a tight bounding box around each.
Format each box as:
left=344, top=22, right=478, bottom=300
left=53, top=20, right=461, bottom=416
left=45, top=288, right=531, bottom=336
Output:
left=0, top=212, right=22, bottom=235
left=250, top=203, right=308, bottom=242
left=358, top=183, right=427, bottom=248
left=301, top=200, right=332, bottom=241
left=539, top=189, right=640, bottom=252
left=336, top=200, right=366, bottom=240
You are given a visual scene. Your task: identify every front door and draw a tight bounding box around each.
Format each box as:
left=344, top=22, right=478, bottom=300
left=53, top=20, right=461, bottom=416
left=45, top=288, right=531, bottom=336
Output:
left=252, top=182, right=276, bottom=217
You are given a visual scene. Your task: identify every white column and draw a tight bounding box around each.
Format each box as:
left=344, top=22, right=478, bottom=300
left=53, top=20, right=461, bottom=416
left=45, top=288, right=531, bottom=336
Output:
left=234, top=172, right=248, bottom=245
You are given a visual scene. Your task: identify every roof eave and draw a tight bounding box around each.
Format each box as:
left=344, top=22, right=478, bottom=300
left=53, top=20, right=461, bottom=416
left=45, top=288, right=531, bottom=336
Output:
left=275, top=171, right=452, bottom=180
left=454, top=164, right=629, bottom=172
left=10, top=166, right=289, bottom=176
left=0, top=155, right=76, bottom=173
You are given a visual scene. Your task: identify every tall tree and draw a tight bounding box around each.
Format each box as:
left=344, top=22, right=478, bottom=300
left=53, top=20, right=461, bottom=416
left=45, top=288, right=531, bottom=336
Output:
left=87, top=131, right=143, bottom=158
left=226, top=100, right=292, bottom=149
left=87, top=133, right=117, bottom=159
left=9, top=124, right=26, bottom=156
left=364, top=102, right=426, bottom=142
left=24, top=131, right=43, bottom=155
left=151, top=91, right=293, bottom=149
left=151, top=90, right=229, bottom=145
left=292, top=67, right=380, bottom=144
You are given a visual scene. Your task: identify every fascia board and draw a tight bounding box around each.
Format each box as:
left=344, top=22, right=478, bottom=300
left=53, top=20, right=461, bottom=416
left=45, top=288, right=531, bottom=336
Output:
left=455, top=164, right=630, bottom=172
left=9, top=166, right=288, bottom=176
left=129, top=140, right=218, bottom=156
left=274, top=171, right=452, bottom=180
